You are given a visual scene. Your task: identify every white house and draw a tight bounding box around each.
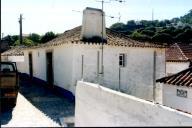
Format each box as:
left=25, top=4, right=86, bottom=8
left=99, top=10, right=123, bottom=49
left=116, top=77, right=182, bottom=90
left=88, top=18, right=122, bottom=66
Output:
left=157, top=67, right=192, bottom=114
left=1, top=46, right=25, bottom=72
left=166, top=43, right=192, bottom=76
left=6, top=7, right=166, bottom=102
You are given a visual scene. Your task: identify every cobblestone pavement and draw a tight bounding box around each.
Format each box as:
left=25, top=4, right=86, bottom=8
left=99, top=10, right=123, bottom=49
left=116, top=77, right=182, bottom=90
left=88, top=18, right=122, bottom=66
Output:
left=1, top=78, right=75, bottom=127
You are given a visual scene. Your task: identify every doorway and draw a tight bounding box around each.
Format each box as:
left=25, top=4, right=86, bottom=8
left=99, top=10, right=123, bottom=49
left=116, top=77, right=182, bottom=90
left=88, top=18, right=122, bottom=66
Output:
left=28, top=53, right=33, bottom=79
left=46, top=52, right=54, bottom=86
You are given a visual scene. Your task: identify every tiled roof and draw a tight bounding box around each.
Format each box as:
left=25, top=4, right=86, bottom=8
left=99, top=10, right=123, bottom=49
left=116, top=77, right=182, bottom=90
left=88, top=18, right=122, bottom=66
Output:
left=156, top=67, right=192, bottom=87
left=1, top=46, right=25, bottom=56
left=24, top=26, right=166, bottom=49
left=166, top=43, right=192, bottom=62
left=178, top=43, right=192, bottom=61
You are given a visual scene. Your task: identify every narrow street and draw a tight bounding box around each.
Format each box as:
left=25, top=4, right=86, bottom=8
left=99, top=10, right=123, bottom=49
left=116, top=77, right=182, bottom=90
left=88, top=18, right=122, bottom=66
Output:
left=1, top=77, right=75, bottom=127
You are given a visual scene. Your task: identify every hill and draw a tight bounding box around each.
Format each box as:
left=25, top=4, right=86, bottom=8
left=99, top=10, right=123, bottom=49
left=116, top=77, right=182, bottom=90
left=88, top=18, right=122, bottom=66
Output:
left=110, top=9, right=192, bottom=45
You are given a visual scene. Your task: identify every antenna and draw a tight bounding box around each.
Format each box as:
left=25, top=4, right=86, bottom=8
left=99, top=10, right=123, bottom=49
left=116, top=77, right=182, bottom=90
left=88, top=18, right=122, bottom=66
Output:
left=152, top=8, right=154, bottom=21
left=118, top=12, right=121, bottom=22
left=94, top=0, right=125, bottom=83
left=72, top=10, right=119, bottom=19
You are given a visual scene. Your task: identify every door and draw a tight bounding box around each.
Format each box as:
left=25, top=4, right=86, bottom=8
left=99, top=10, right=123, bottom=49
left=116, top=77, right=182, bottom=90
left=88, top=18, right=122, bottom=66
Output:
left=46, top=52, right=53, bottom=86
left=28, top=53, right=33, bottom=79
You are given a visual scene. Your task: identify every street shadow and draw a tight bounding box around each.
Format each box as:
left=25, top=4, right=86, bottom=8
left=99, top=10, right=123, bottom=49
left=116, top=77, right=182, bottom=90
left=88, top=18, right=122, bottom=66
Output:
left=19, top=76, right=75, bottom=126
left=1, top=106, right=14, bottom=125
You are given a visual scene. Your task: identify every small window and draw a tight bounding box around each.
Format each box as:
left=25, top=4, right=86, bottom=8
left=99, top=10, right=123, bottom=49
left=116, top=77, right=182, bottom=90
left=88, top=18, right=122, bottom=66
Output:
left=119, top=53, right=126, bottom=67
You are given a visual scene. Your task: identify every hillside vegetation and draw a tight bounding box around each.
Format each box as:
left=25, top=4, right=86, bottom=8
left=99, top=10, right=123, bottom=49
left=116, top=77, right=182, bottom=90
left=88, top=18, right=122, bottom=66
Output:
left=2, top=10, right=192, bottom=47
left=110, top=9, right=192, bottom=45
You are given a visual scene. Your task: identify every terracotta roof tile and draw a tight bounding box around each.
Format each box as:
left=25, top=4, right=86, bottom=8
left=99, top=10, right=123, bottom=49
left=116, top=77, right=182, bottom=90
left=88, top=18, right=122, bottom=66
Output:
left=156, top=67, right=192, bottom=87
left=166, top=43, right=192, bottom=62
left=1, top=46, right=25, bottom=56
left=178, top=43, right=192, bottom=60
left=24, top=26, right=166, bottom=49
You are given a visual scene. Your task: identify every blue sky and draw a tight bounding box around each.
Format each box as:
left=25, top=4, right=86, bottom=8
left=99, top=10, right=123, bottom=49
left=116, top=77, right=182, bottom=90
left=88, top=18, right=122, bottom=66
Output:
left=1, top=0, right=192, bottom=36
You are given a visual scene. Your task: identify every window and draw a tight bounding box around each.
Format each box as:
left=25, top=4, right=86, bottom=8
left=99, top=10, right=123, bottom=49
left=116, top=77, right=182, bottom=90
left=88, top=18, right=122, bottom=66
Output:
left=119, top=53, right=126, bottom=67
left=0, top=63, right=15, bottom=72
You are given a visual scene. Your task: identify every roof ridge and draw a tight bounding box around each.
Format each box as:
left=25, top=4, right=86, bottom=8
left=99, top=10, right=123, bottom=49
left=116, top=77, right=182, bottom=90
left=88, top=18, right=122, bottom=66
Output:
left=21, top=25, right=166, bottom=49
left=175, top=43, right=189, bottom=60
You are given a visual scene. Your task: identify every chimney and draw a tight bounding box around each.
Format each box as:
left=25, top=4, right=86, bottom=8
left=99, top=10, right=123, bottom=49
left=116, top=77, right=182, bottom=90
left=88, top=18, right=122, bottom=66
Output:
left=80, top=7, right=107, bottom=43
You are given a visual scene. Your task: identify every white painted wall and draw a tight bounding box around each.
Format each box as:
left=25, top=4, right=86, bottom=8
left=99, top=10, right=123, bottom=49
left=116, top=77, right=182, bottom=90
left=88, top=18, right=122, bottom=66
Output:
left=166, top=62, right=189, bottom=75
left=31, top=49, right=47, bottom=81
left=1, top=55, right=8, bottom=61
left=53, top=44, right=74, bottom=94
left=72, top=44, right=165, bottom=102
left=163, top=85, right=192, bottom=114
left=80, top=7, right=106, bottom=40
left=17, top=44, right=75, bottom=94
left=75, top=81, right=192, bottom=127
left=16, top=43, right=165, bottom=102
left=1, top=55, right=25, bottom=73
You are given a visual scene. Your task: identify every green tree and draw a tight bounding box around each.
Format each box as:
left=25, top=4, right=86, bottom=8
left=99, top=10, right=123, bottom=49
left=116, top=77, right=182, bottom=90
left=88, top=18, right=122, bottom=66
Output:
left=110, top=22, right=126, bottom=31
left=152, top=33, right=173, bottom=44
left=175, top=29, right=192, bottom=43
left=130, top=31, right=151, bottom=41
left=28, top=33, right=40, bottom=43
left=40, top=31, right=57, bottom=43
left=14, top=38, right=35, bottom=46
left=127, top=20, right=136, bottom=26
left=140, top=30, right=155, bottom=37
left=2, top=35, right=19, bottom=46
left=180, top=9, right=192, bottom=24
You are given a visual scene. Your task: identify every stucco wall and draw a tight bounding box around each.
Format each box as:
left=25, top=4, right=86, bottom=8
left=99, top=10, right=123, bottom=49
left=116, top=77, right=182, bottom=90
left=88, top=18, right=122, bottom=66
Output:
left=53, top=44, right=74, bottom=94
left=72, top=44, right=165, bottom=102
left=16, top=43, right=165, bottom=101
left=17, top=44, right=74, bottom=94
left=166, top=62, right=189, bottom=75
left=163, top=85, right=192, bottom=114
left=75, top=81, right=192, bottom=126
left=80, top=8, right=106, bottom=40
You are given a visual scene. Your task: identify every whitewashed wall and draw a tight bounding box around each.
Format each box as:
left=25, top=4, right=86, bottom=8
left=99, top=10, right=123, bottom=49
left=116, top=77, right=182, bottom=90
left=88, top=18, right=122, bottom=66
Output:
left=75, top=81, right=192, bottom=127
left=1, top=55, right=26, bottom=73
left=16, top=43, right=165, bottom=101
left=163, top=85, right=192, bottom=114
left=31, top=49, right=47, bottom=81
left=72, top=44, right=165, bottom=101
left=53, top=44, right=74, bottom=94
left=1, top=55, right=8, bottom=61
left=17, top=44, right=75, bottom=94
left=166, top=62, right=189, bottom=75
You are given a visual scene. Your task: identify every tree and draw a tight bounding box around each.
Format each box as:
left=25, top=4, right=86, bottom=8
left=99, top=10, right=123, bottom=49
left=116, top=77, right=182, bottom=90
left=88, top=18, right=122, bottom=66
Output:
left=175, top=29, right=192, bottom=43
left=130, top=31, right=151, bottom=42
left=28, top=33, right=40, bottom=43
left=140, top=30, right=155, bottom=37
left=152, top=33, right=173, bottom=44
left=173, top=28, right=183, bottom=36
left=110, top=23, right=126, bottom=31
left=40, top=31, right=57, bottom=43
left=14, top=38, right=35, bottom=46
left=158, top=27, right=175, bottom=36
left=2, top=35, right=19, bottom=46
left=127, top=20, right=136, bottom=26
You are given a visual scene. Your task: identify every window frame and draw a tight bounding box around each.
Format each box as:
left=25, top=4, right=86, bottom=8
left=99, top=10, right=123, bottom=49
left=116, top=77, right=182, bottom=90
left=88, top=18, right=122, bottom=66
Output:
left=119, top=53, right=126, bottom=67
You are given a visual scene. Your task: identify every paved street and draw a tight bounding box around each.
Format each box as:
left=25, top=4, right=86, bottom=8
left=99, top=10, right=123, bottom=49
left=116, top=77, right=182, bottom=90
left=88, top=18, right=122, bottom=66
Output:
left=1, top=78, right=75, bottom=127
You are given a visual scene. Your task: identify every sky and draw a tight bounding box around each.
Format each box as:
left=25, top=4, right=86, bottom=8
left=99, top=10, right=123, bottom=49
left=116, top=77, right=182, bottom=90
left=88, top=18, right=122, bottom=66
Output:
left=1, top=0, right=192, bottom=37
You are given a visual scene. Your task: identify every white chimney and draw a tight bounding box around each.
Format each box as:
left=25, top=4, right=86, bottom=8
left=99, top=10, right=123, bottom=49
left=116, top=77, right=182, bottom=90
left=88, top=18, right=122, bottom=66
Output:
left=80, top=7, right=107, bottom=42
